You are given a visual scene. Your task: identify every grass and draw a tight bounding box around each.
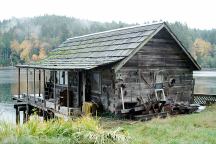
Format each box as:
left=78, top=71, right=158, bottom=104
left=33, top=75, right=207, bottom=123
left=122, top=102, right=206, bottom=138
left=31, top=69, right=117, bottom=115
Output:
left=0, top=105, right=216, bottom=144
left=0, top=116, right=128, bottom=144
left=101, top=105, right=216, bottom=144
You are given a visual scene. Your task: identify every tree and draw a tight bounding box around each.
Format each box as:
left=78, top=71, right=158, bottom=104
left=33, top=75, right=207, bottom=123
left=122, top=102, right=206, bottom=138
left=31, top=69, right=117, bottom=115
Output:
left=10, top=40, right=21, bottom=53
left=19, top=40, right=32, bottom=62
left=38, top=47, right=46, bottom=60
left=192, top=38, right=213, bottom=67
left=192, top=38, right=212, bottom=58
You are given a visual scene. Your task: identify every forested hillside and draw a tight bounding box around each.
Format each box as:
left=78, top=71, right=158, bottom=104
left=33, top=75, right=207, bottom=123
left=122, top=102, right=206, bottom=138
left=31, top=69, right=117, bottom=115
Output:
left=0, top=15, right=129, bottom=66
left=169, top=22, right=216, bottom=68
left=0, top=15, right=216, bottom=68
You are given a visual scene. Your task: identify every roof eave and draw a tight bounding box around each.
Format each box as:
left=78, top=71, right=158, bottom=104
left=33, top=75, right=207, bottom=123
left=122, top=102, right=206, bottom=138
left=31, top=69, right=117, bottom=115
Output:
left=15, top=64, right=89, bottom=70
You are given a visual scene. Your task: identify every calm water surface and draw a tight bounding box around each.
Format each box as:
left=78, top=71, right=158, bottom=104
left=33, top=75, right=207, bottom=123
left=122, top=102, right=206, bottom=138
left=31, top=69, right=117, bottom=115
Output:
left=0, top=67, right=40, bottom=124
left=0, top=68, right=216, bottom=123
left=193, top=71, right=216, bottom=94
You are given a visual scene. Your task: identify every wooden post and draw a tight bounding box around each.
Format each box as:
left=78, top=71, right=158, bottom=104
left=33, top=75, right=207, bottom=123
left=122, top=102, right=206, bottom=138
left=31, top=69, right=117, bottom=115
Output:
left=23, top=110, right=27, bottom=123
left=16, top=107, right=20, bottom=124
left=54, top=71, right=56, bottom=110
left=33, top=69, right=36, bottom=102
left=82, top=72, right=86, bottom=104
left=43, top=69, right=46, bottom=119
left=191, top=78, right=195, bottom=103
left=39, top=70, right=41, bottom=97
left=43, top=69, right=46, bottom=103
left=67, top=71, right=69, bottom=115
left=138, top=69, right=142, bottom=98
left=120, top=87, right=125, bottom=110
left=77, top=71, right=80, bottom=107
left=26, top=68, right=29, bottom=121
left=26, top=68, right=29, bottom=98
left=18, top=68, right=20, bottom=99
left=18, top=106, right=22, bottom=124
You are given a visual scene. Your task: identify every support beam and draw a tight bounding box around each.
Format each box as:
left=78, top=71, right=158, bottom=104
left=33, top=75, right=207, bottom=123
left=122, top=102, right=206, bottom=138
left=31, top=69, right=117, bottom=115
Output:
left=33, top=69, right=36, bottom=102
left=26, top=68, right=29, bottom=121
left=120, top=87, right=125, bottom=110
left=43, top=69, right=46, bottom=103
left=23, top=110, right=27, bottom=123
left=77, top=72, right=80, bottom=107
left=54, top=71, right=56, bottom=110
left=82, top=72, right=86, bottom=104
left=39, top=70, right=41, bottom=97
left=191, top=78, right=195, bottom=103
left=67, top=71, right=69, bottom=115
left=26, top=68, right=29, bottom=98
left=15, top=108, right=20, bottom=124
left=18, top=68, right=20, bottom=99
left=43, top=69, right=46, bottom=119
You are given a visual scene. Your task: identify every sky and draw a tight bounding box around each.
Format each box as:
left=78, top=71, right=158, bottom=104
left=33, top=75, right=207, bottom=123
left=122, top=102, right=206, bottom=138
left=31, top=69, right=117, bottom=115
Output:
left=0, top=0, right=215, bottom=30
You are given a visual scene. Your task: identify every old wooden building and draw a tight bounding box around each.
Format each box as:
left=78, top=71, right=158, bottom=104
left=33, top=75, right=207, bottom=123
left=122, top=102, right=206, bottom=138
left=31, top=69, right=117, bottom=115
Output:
left=13, top=22, right=200, bottom=120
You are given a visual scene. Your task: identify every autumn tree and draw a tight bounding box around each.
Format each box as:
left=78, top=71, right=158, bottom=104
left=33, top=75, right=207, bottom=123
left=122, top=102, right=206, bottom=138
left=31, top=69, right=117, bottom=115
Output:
left=192, top=38, right=212, bottom=58
left=192, top=38, right=213, bottom=67
left=38, top=47, right=46, bottom=60
left=19, top=39, right=32, bottom=62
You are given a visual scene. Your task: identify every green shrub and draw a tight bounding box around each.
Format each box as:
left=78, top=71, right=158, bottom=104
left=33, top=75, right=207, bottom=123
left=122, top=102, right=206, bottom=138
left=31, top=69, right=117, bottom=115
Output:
left=0, top=115, right=128, bottom=144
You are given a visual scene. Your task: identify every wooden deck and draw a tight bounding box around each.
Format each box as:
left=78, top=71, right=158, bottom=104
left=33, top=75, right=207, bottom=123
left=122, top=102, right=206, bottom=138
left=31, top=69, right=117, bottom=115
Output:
left=13, top=94, right=81, bottom=117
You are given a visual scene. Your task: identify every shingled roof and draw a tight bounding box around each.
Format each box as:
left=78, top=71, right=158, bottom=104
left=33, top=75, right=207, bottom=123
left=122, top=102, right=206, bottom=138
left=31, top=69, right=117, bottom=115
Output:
left=17, top=22, right=200, bottom=70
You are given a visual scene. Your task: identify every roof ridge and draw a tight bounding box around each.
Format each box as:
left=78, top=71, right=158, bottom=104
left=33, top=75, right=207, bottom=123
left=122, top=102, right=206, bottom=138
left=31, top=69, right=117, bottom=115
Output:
left=66, top=21, right=165, bottom=41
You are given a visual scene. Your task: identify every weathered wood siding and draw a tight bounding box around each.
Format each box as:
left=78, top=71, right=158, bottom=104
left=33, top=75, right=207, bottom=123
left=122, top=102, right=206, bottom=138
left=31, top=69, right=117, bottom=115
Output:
left=100, top=69, right=116, bottom=112
left=87, top=69, right=116, bottom=112
left=68, top=71, right=79, bottom=107
left=114, top=28, right=194, bottom=111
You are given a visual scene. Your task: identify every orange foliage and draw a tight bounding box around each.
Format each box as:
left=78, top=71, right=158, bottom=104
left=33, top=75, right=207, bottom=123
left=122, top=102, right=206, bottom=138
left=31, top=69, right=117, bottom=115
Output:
left=10, top=34, right=49, bottom=62
left=192, top=38, right=212, bottom=59
left=38, top=47, right=47, bottom=60
left=19, top=40, right=32, bottom=62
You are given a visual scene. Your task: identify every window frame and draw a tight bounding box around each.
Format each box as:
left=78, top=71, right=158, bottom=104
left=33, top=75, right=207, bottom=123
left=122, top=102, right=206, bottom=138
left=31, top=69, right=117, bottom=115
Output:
left=91, top=72, right=102, bottom=94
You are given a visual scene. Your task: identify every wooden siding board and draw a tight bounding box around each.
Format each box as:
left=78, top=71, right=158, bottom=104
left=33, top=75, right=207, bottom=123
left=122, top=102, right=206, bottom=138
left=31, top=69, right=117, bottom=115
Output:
left=113, top=32, right=194, bottom=111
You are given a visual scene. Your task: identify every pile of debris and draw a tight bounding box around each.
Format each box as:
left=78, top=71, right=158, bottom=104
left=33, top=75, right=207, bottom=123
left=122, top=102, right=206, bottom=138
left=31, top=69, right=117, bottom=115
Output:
left=164, top=102, right=205, bottom=115
left=120, top=93, right=205, bottom=121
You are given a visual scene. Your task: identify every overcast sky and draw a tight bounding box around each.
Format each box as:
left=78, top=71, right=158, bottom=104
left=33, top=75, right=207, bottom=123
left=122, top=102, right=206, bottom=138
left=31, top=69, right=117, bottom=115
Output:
left=0, top=0, right=215, bottom=29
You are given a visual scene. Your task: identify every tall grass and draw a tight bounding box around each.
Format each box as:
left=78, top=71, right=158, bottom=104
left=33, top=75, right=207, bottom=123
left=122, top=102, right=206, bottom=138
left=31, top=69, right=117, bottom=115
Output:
left=1, top=105, right=216, bottom=144
left=0, top=116, right=128, bottom=144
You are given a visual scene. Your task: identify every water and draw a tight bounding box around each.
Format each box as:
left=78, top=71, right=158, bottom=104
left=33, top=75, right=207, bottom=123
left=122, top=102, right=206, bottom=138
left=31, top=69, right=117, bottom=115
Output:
left=193, top=71, right=216, bottom=94
left=0, top=103, right=16, bottom=124
left=0, top=67, right=40, bottom=124
left=0, top=68, right=216, bottom=123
